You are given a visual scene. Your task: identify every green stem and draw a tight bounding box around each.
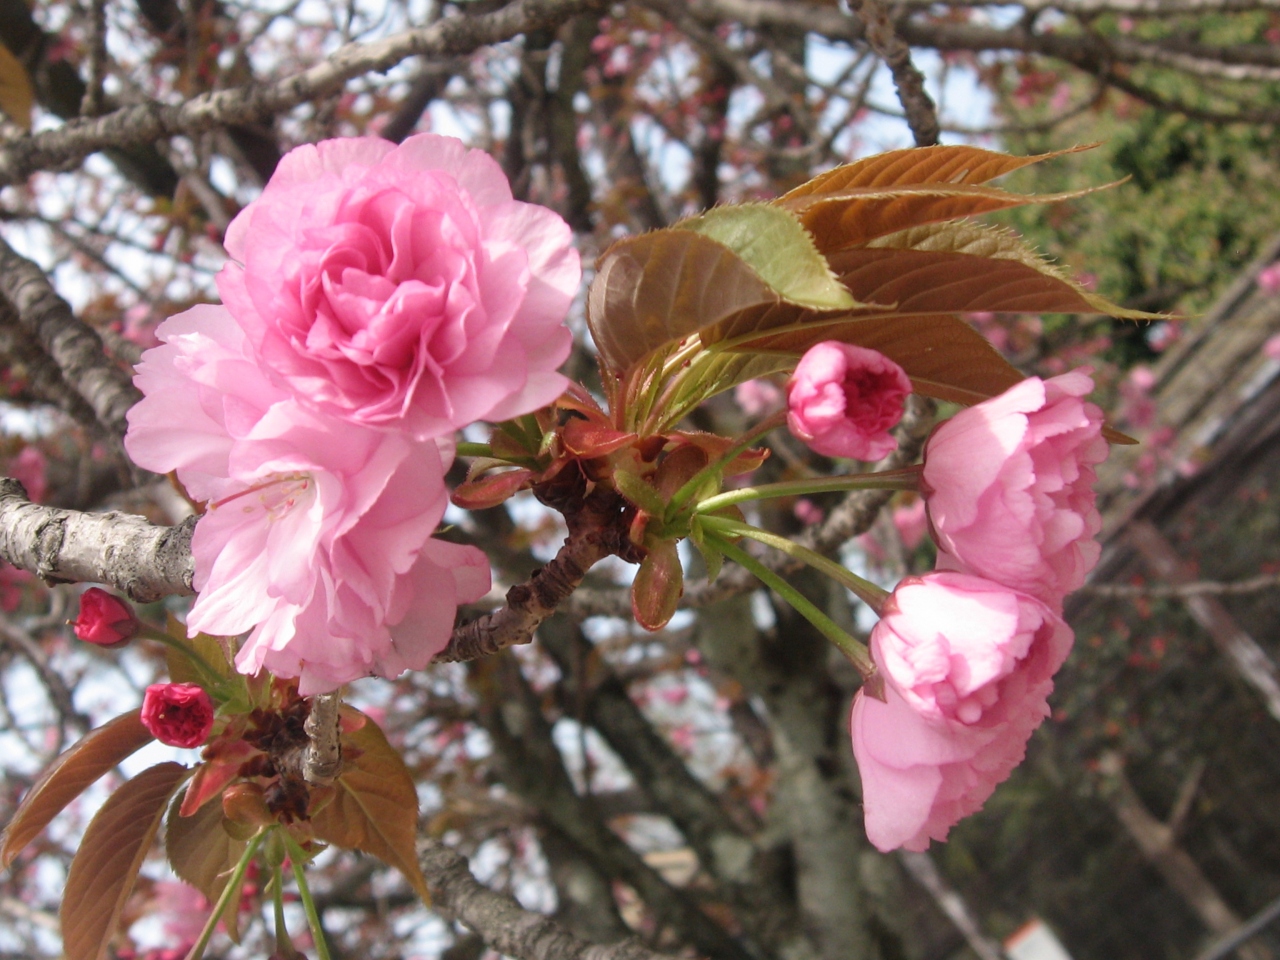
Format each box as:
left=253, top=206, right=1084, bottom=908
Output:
left=666, top=409, right=789, bottom=520
left=694, top=466, right=921, bottom=515
left=139, top=626, right=225, bottom=689
left=271, top=860, right=299, bottom=959
left=455, top=441, right=493, bottom=458
left=701, top=515, right=890, bottom=615
left=184, top=828, right=266, bottom=960
left=708, top=532, right=875, bottom=677
left=282, top=831, right=334, bottom=960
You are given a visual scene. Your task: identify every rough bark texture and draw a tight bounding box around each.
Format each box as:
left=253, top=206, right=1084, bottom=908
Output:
left=0, top=237, right=141, bottom=437
left=0, top=479, right=194, bottom=602
left=420, top=839, right=686, bottom=960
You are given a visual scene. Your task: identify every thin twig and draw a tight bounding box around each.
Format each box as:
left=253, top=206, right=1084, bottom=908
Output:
left=1080, top=572, right=1280, bottom=598
left=849, top=0, right=939, bottom=147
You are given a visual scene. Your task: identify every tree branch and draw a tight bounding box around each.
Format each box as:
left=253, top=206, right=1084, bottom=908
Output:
left=419, top=839, right=686, bottom=960
left=434, top=527, right=612, bottom=663
left=0, top=0, right=608, bottom=188
left=849, top=0, right=939, bottom=147
left=0, top=480, right=195, bottom=602
left=0, top=236, right=141, bottom=437
left=1080, top=572, right=1280, bottom=598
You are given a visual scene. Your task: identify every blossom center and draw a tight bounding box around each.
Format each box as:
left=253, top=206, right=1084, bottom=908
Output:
left=209, top=473, right=314, bottom=522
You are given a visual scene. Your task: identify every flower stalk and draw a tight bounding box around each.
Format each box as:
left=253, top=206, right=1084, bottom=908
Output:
left=693, top=465, right=921, bottom=515
left=707, top=531, right=875, bottom=677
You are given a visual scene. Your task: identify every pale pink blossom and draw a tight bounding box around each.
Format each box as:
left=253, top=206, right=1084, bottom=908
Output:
left=787, top=342, right=910, bottom=460
left=851, top=572, right=1073, bottom=851
left=1258, top=262, right=1280, bottom=294
left=922, top=369, right=1108, bottom=608
left=216, top=133, right=580, bottom=438
left=1264, top=334, right=1280, bottom=361
left=734, top=378, right=783, bottom=417
left=125, top=306, right=491, bottom=694
left=892, top=498, right=928, bottom=551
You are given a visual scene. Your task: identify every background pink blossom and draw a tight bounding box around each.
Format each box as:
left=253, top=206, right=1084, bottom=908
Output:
left=923, top=369, right=1108, bottom=608
left=852, top=572, right=1074, bottom=851
left=217, top=133, right=580, bottom=438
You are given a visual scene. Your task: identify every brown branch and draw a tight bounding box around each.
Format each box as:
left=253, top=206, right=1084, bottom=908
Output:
left=850, top=0, right=939, bottom=147
left=420, top=839, right=687, bottom=960
left=0, top=0, right=609, bottom=188
left=435, top=529, right=612, bottom=663
left=302, top=691, right=342, bottom=786
left=0, top=299, right=106, bottom=437
left=1080, top=572, right=1280, bottom=598
left=0, top=236, right=141, bottom=437
left=0, top=479, right=195, bottom=603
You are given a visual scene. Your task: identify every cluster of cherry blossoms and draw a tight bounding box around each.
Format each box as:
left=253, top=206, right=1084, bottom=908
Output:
left=124, top=133, right=581, bottom=694
left=785, top=344, right=1107, bottom=851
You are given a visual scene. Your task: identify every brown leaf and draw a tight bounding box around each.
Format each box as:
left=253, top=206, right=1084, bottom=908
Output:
left=780, top=183, right=1112, bottom=254
left=587, top=229, right=776, bottom=375
left=165, top=793, right=247, bottom=942
left=164, top=615, right=231, bottom=686
left=310, top=711, right=429, bottom=904
left=779, top=144, right=1097, bottom=201
left=834, top=247, right=1106, bottom=316
left=0, top=42, right=33, bottom=130
left=61, top=763, right=190, bottom=960
left=743, top=313, right=1025, bottom=407
left=2, top=710, right=153, bottom=868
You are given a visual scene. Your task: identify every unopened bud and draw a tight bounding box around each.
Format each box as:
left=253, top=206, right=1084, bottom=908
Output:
left=71, top=588, right=139, bottom=648
left=222, top=781, right=275, bottom=829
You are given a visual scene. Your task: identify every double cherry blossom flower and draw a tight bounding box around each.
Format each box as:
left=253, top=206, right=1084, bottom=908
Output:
left=784, top=342, right=1108, bottom=850
left=125, top=134, right=581, bottom=693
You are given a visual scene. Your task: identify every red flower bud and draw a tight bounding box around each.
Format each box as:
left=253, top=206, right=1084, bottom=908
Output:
left=141, top=683, right=215, bottom=748
left=72, top=588, right=139, bottom=647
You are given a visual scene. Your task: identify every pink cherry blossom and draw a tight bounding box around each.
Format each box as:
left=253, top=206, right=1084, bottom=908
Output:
left=922, top=369, right=1108, bottom=608
left=851, top=572, right=1073, bottom=852
left=216, top=133, right=580, bottom=438
left=786, top=342, right=910, bottom=460
left=125, top=306, right=491, bottom=694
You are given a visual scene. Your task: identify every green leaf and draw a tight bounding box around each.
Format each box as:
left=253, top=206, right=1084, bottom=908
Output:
left=678, top=204, right=858, bottom=310
left=61, top=763, right=190, bottom=960
left=2, top=710, right=153, bottom=868
left=164, top=615, right=231, bottom=686
left=309, top=711, right=430, bottom=904
left=612, top=468, right=666, bottom=518
left=688, top=518, right=724, bottom=583
left=631, top=539, right=684, bottom=631
left=165, top=793, right=248, bottom=943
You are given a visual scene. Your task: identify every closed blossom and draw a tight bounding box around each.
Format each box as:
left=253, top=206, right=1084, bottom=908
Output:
left=787, top=342, right=910, bottom=461
left=851, top=572, right=1073, bottom=852
left=922, top=369, right=1108, bottom=608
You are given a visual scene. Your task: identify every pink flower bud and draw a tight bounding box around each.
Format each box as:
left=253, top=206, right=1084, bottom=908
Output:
left=786, top=342, right=910, bottom=460
left=72, top=588, right=140, bottom=647
left=141, top=683, right=215, bottom=749
left=922, top=369, right=1108, bottom=609
left=851, top=572, right=1073, bottom=852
